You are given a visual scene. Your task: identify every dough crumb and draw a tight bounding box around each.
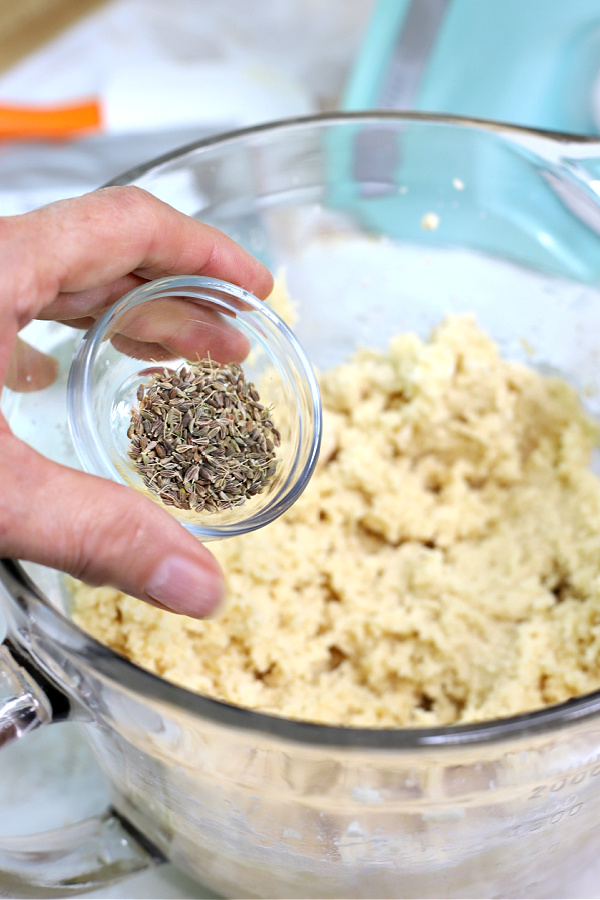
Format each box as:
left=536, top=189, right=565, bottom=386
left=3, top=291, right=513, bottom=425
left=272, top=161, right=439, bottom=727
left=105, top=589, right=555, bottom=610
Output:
left=72, top=315, right=600, bottom=727
left=421, top=212, right=440, bottom=231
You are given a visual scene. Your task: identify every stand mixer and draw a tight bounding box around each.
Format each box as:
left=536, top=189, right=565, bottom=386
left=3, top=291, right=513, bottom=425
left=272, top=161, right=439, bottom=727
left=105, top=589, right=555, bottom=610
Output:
left=343, top=0, right=600, bottom=135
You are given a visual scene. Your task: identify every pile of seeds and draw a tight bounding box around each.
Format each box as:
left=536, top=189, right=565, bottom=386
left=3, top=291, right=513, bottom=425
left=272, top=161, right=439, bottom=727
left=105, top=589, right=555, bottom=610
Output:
left=127, top=359, right=280, bottom=513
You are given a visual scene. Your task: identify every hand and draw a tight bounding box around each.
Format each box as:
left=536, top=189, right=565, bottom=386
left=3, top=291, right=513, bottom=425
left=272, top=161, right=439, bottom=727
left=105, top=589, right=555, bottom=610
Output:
left=0, top=186, right=273, bottom=617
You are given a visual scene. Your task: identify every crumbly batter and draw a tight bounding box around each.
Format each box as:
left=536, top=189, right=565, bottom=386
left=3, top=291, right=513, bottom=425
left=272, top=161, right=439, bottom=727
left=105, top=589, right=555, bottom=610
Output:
left=72, top=315, right=600, bottom=727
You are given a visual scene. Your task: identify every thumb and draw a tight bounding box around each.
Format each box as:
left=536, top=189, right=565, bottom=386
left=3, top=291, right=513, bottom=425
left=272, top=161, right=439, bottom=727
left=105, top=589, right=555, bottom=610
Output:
left=3, top=432, right=224, bottom=617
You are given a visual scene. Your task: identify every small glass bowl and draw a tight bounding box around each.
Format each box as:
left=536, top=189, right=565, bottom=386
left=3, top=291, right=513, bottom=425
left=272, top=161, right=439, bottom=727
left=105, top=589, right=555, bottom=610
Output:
left=67, top=275, right=322, bottom=540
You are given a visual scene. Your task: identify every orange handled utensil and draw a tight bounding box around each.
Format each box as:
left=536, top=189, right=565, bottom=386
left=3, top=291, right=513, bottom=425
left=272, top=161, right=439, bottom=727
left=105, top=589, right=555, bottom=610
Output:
left=0, top=98, right=102, bottom=140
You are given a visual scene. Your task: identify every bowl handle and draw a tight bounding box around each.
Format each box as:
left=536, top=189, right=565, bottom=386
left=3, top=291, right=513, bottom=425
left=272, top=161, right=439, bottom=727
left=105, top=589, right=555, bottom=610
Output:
left=0, top=642, right=164, bottom=898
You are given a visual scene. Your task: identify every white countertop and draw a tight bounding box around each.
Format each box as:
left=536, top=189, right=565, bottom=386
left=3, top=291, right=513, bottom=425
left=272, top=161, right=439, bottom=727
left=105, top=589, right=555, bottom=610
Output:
left=1, top=1, right=600, bottom=897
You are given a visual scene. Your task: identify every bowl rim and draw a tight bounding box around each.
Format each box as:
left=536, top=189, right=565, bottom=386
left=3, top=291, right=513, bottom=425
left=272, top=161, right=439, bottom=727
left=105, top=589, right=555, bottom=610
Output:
left=6, top=109, right=600, bottom=751
left=103, top=108, right=599, bottom=191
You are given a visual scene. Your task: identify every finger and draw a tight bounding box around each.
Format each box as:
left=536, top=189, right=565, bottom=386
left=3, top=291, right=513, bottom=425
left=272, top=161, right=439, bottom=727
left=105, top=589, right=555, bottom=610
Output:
left=37, top=274, right=148, bottom=322
left=41, top=271, right=256, bottom=329
left=57, top=297, right=251, bottom=366
left=5, top=337, right=58, bottom=392
left=56, top=297, right=251, bottom=365
left=8, top=187, right=273, bottom=325
left=55, top=316, right=97, bottom=330
left=0, top=431, right=225, bottom=617
left=108, top=297, right=250, bottom=364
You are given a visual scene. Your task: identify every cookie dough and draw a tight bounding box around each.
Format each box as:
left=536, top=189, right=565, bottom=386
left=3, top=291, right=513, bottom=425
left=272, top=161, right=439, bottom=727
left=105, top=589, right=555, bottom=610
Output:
left=72, top=315, right=600, bottom=726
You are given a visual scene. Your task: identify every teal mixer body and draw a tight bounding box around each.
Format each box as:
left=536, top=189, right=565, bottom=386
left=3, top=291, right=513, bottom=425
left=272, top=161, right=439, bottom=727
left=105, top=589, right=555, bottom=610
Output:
left=331, top=0, right=600, bottom=283
left=344, top=0, right=600, bottom=134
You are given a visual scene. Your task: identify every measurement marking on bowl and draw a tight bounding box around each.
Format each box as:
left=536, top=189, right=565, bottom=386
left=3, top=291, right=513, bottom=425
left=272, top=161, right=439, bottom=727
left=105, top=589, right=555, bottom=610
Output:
left=527, top=763, right=600, bottom=801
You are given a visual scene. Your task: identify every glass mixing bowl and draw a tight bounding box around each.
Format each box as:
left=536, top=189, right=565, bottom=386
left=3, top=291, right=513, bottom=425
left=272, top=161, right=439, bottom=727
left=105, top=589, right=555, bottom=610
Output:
left=3, top=112, right=600, bottom=898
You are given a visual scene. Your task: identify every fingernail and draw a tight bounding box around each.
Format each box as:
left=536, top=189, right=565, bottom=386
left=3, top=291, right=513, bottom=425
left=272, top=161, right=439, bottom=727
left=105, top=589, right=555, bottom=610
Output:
left=146, top=556, right=225, bottom=617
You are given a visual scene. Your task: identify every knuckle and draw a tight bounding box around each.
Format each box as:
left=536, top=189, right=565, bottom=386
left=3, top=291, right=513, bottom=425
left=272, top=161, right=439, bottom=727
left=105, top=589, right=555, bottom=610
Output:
left=97, top=184, right=154, bottom=220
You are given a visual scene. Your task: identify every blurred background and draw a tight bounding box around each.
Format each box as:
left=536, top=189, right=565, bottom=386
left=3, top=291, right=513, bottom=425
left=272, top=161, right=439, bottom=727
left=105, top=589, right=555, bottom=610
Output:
left=3, top=1, right=600, bottom=897
left=0, top=0, right=372, bottom=213
left=3, top=0, right=600, bottom=216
